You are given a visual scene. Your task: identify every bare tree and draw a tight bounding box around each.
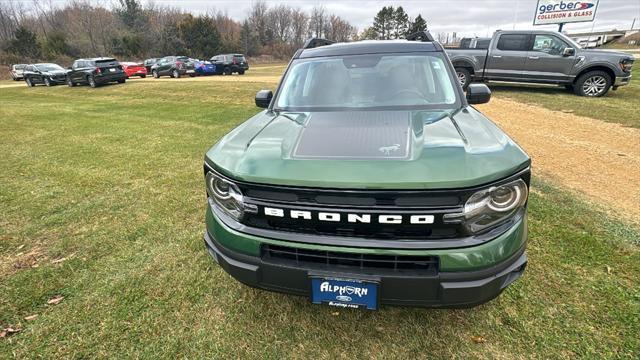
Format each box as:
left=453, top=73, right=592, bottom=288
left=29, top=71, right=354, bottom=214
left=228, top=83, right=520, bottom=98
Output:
left=290, top=8, right=308, bottom=48
left=326, top=14, right=355, bottom=42
left=268, top=4, right=291, bottom=43
left=308, top=5, right=326, bottom=38
left=248, top=0, right=268, bottom=46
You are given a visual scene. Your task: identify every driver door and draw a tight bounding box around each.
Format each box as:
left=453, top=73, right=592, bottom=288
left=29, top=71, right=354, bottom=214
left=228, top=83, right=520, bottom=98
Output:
left=523, top=34, right=577, bottom=83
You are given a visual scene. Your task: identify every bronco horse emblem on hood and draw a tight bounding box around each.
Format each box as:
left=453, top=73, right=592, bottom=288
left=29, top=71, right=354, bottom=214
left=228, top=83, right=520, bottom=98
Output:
left=379, top=144, right=401, bottom=156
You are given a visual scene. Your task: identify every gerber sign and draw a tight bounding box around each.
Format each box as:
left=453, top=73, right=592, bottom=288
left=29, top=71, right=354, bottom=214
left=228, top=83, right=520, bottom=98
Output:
left=534, top=0, right=599, bottom=25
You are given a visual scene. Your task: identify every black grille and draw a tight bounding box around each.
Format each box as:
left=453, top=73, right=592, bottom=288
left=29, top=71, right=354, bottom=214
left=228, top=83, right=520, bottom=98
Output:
left=244, top=214, right=460, bottom=240
left=235, top=180, right=468, bottom=241
left=263, top=244, right=439, bottom=274
left=204, top=163, right=531, bottom=242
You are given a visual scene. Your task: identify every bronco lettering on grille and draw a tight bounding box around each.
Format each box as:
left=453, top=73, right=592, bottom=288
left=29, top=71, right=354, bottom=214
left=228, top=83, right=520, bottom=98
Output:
left=263, top=207, right=434, bottom=225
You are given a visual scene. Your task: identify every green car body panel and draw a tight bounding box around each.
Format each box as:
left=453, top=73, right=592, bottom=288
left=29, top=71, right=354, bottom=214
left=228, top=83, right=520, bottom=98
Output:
left=203, top=38, right=531, bottom=308
left=205, top=108, right=530, bottom=189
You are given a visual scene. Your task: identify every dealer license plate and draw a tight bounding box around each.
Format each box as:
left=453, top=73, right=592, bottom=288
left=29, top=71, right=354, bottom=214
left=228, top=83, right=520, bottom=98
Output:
left=311, top=277, right=378, bottom=310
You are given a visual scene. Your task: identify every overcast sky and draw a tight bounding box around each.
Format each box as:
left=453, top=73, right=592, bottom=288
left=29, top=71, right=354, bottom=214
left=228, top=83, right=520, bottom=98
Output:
left=28, top=0, right=640, bottom=37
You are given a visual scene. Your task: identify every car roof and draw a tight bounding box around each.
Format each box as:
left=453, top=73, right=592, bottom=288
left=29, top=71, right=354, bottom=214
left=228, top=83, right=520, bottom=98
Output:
left=76, top=57, right=117, bottom=61
left=298, top=40, right=441, bottom=59
left=494, top=30, right=562, bottom=35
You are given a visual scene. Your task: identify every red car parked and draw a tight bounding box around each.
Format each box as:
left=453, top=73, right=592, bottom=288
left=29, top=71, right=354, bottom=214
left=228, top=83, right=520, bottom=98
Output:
left=121, top=62, right=147, bottom=78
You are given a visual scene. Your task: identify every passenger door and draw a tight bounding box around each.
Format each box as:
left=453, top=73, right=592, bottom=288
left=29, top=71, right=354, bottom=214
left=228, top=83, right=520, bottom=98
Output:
left=211, top=56, right=222, bottom=73
left=155, top=58, right=168, bottom=74
left=523, top=34, right=576, bottom=83
left=24, top=65, right=36, bottom=83
left=159, top=58, right=172, bottom=74
left=485, top=33, right=531, bottom=80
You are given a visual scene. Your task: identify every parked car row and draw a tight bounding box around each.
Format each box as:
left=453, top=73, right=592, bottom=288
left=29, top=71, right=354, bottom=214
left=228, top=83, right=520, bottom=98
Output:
left=21, top=58, right=127, bottom=88
left=10, top=53, right=250, bottom=88
left=143, top=53, right=249, bottom=78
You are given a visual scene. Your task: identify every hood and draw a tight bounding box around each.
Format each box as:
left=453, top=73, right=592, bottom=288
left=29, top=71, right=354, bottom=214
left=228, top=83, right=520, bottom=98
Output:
left=579, top=48, right=634, bottom=60
left=206, top=108, right=530, bottom=189
left=44, top=69, right=67, bottom=76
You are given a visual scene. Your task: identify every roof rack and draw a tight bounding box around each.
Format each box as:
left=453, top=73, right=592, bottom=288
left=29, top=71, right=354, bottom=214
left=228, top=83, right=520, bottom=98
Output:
left=406, top=31, right=435, bottom=42
left=303, top=38, right=334, bottom=49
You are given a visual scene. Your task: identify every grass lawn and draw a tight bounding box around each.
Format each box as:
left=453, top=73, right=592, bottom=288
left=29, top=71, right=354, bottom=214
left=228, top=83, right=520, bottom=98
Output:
left=1, top=71, right=639, bottom=358
left=489, top=67, right=640, bottom=129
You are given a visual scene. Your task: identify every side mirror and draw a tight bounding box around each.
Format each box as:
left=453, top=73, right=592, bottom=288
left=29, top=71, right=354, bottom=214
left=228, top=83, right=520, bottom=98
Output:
left=562, top=47, right=575, bottom=56
left=255, top=90, right=273, bottom=108
left=466, top=84, right=491, bottom=104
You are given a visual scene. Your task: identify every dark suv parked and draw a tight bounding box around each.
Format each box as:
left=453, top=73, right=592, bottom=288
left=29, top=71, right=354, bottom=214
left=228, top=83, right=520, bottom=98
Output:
left=67, top=58, right=127, bottom=88
left=150, top=56, right=196, bottom=78
left=23, top=63, right=67, bottom=87
left=210, top=54, right=248, bottom=75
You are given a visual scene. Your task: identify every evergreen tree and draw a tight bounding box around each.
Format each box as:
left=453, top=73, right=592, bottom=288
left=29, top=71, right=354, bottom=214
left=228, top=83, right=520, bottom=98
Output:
left=178, top=15, right=221, bottom=59
left=43, top=31, right=72, bottom=58
left=372, top=6, right=395, bottom=40
left=359, top=27, right=379, bottom=40
left=393, top=6, right=409, bottom=39
left=407, top=14, right=428, bottom=36
left=158, top=22, right=186, bottom=56
left=5, top=26, right=41, bottom=60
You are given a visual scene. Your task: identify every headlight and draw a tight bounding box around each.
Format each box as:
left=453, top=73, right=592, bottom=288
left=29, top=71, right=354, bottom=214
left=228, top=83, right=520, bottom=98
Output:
left=445, top=178, right=528, bottom=234
left=205, top=172, right=244, bottom=221
left=620, top=59, right=633, bottom=72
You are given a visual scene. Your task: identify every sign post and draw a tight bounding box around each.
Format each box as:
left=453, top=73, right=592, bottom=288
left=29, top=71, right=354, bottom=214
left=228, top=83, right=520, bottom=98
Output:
left=533, top=0, right=599, bottom=29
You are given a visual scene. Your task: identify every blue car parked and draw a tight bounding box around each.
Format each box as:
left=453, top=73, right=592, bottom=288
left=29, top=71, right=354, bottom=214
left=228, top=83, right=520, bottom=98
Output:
left=193, top=60, right=217, bottom=76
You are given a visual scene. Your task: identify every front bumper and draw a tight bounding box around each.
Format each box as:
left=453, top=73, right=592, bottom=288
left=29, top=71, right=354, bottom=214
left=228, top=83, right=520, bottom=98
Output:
left=613, top=75, right=631, bottom=87
left=204, top=205, right=528, bottom=308
left=49, top=76, right=67, bottom=84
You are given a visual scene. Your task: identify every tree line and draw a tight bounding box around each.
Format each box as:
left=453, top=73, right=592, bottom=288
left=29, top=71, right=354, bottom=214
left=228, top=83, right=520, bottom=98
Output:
left=0, top=1, right=428, bottom=65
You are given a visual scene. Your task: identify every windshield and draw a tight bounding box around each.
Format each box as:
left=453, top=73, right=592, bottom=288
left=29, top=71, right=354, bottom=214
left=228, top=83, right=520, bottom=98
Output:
left=35, top=63, right=64, bottom=71
left=275, top=53, right=459, bottom=111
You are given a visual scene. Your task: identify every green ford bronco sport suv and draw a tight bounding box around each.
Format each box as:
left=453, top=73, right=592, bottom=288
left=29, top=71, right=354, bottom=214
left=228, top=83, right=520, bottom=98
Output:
left=203, top=33, right=531, bottom=309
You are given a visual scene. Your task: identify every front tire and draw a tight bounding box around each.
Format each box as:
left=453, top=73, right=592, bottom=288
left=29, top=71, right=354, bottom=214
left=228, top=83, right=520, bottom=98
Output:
left=574, top=71, right=611, bottom=97
left=455, top=68, right=471, bottom=90
left=172, top=69, right=180, bottom=78
left=223, top=66, right=231, bottom=75
left=25, top=78, right=34, bottom=87
left=153, top=70, right=159, bottom=78
left=238, top=70, right=245, bottom=75
left=44, top=78, right=52, bottom=87
left=67, top=77, right=75, bottom=87
left=117, top=78, right=126, bottom=84
left=141, top=74, right=146, bottom=78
